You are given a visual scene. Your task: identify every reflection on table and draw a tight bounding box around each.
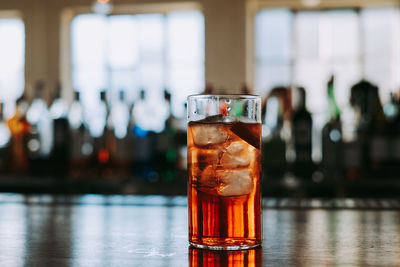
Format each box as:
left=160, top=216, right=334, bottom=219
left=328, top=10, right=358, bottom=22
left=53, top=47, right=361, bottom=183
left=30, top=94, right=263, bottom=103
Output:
left=0, top=194, right=398, bottom=266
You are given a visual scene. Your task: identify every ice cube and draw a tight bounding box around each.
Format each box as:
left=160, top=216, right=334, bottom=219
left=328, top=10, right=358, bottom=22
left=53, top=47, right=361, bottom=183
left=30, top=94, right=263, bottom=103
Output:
left=217, top=169, right=253, bottom=196
left=191, top=125, right=228, bottom=146
left=220, top=141, right=252, bottom=169
left=196, top=148, right=220, bottom=170
left=199, top=165, right=219, bottom=188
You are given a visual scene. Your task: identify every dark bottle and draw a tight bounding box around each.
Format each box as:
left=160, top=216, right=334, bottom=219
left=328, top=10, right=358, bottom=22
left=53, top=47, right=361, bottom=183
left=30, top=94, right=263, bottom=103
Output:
left=68, top=91, right=92, bottom=178
left=155, top=89, right=179, bottom=182
left=262, top=87, right=291, bottom=179
left=292, top=87, right=313, bottom=179
left=131, top=89, right=157, bottom=181
left=341, top=87, right=364, bottom=181
left=365, top=83, right=389, bottom=178
left=8, top=94, right=30, bottom=174
left=94, top=90, right=114, bottom=178
left=49, top=82, right=70, bottom=178
left=26, top=81, right=53, bottom=176
left=110, top=90, right=131, bottom=178
left=388, top=91, right=400, bottom=177
left=0, top=102, right=11, bottom=173
left=352, top=81, right=390, bottom=179
left=321, top=76, right=343, bottom=182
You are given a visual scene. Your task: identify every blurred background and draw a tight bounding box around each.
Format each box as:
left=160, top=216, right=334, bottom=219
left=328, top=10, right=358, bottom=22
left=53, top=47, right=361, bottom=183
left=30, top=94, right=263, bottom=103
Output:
left=0, top=0, right=399, bottom=197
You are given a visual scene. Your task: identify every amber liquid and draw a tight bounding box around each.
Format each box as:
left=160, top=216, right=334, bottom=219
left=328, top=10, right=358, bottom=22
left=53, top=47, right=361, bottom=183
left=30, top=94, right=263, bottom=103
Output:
left=188, top=121, right=262, bottom=249
left=189, top=246, right=262, bottom=267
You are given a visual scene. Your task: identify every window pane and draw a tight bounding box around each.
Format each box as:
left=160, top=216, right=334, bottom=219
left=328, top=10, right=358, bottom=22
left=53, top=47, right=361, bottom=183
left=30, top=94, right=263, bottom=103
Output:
left=294, top=12, right=320, bottom=60
left=108, top=15, right=138, bottom=68
left=0, top=18, right=25, bottom=103
left=167, top=11, right=205, bottom=117
left=362, top=8, right=400, bottom=103
left=169, top=65, right=204, bottom=116
left=293, top=10, right=361, bottom=114
left=167, top=11, right=204, bottom=62
left=330, top=10, right=359, bottom=60
left=256, top=63, right=291, bottom=93
left=110, top=69, right=139, bottom=103
left=255, top=9, right=292, bottom=94
left=293, top=59, right=328, bottom=115
left=71, top=15, right=107, bottom=67
left=255, top=9, right=292, bottom=61
left=72, top=67, right=107, bottom=95
left=137, top=14, right=164, bottom=61
left=71, top=11, right=205, bottom=131
left=139, top=62, right=163, bottom=94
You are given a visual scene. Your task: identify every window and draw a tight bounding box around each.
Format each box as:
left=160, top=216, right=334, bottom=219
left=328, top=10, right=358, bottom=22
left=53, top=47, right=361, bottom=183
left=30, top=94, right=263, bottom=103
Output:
left=71, top=11, right=204, bottom=132
left=255, top=7, right=400, bottom=128
left=0, top=17, right=25, bottom=116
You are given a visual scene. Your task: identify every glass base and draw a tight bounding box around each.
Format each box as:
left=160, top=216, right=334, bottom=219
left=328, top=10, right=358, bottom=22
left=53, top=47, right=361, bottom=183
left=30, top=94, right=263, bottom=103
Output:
left=190, top=241, right=261, bottom=251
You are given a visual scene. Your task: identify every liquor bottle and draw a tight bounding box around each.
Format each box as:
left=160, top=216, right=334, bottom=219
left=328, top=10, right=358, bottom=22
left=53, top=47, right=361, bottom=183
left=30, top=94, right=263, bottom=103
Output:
left=155, top=90, right=178, bottom=182
left=0, top=102, right=11, bottom=173
left=8, top=94, right=30, bottom=174
left=68, top=91, right=92, bottom=178
left=365, top=83, right=389, bottom=178
left=262, top=87, right=290, bottom=179
left=110, top=90, right=131, bottom=178
left=26, top=81, right=53, bottom=176
left=131, top=89, right=157, bottom=181
left=342, top=93, right=363, bottom=181
left=111, top=90, right=130, bottom=139
left=321, top=76, right=343, bottom=182
left=292, top=87, right=313, bottom=179
left=176, top=102, right=188, bottom=181
left=93, top=90, right=113, bottom=178
left=49, top=82, right=70, bottom=178
left=389, top=91, right=400, bottom=178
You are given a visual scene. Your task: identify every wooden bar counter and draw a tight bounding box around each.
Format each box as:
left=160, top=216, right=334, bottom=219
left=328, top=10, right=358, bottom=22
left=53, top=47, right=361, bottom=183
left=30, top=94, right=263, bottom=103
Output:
left=0, top=194, right=399, bottom=266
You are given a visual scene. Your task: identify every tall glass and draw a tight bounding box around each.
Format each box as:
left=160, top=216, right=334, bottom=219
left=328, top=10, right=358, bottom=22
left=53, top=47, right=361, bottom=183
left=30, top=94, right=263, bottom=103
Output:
left=187, top=94, right=262, bottom=250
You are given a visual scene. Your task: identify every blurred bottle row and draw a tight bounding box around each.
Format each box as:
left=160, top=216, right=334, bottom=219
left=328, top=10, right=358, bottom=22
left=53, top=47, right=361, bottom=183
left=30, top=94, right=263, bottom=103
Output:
left=263, top=76, right=400, bottom=182
left=0, top=82, right=187, bottom=182
left=0, top=77, right=399, bottom=183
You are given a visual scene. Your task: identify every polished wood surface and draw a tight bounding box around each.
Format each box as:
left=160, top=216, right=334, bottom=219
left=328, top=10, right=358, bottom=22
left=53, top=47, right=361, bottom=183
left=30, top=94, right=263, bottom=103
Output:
left=0, top=194, right=399, bottom=266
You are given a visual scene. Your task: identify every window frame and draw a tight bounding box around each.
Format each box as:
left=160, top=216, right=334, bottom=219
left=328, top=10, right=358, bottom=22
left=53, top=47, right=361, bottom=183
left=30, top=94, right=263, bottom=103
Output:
left=60, top=2, right=203, bottom=104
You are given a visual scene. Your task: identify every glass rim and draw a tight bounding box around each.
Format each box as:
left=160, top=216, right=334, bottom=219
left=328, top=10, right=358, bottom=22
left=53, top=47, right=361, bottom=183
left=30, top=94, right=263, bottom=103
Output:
left=187, top=94, right=261, bottom=100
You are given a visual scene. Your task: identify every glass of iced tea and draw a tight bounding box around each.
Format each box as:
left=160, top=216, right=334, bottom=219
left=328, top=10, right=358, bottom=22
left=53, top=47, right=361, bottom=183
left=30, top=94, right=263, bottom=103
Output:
left=187, top=94, right=262, bottom=250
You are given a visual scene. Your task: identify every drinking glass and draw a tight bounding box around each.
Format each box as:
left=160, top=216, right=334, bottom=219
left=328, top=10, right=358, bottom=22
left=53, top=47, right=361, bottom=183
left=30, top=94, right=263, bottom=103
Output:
left=187, top=94, right=262, bottom=250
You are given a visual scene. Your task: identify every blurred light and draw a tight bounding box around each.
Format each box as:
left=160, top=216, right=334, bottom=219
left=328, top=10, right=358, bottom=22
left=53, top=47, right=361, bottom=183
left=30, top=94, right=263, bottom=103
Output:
left=27, top=99, right=47, bottom=124
left=0, top=123, right=11, bottom=148
left=179, top=146, right=187, bottom=170
left=50, top=99, right=68, bottom=119
left=27, top=139, right=40, bottom=152
left=69, top=102, right=84, bottom=129
left=261, top=124, right=271, bottom=138
left=114, top=127, right=127, bottom=139
left=301, top=0, right=321, bottom=7
left=86, top=101, right=107, bottom=138
left=92, top=0, right=113, bottom=15
left=98, top=148, right=109, bottom=164
left=265, top=97, right=279, bottom=129
left=384, top=103, right=397, bottom=119
left=283, top=173, right=299, bottom=189
left=81, top=143, right=93, bottom=156
left=329, top=129, right=341, bottom=142
left=134, top=126, right=148, bottom=138
left=166, top=149, right=177, bottom=163
left=312, top=171, right=324, bottom=183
